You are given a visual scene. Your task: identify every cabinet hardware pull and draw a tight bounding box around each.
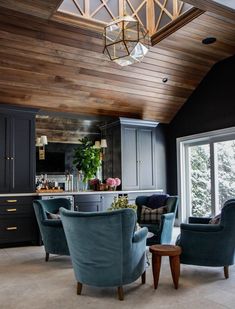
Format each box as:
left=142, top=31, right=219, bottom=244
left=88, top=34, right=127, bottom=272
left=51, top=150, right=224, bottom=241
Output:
left=6, top=227, right=17, bottom=231
left=6, top=157, right=10, bottom=160
left=10, top=157, right=14, bottom=160
left=6, top=208, right=17, bottom=212
left=6, top=200, right=17, bottom=203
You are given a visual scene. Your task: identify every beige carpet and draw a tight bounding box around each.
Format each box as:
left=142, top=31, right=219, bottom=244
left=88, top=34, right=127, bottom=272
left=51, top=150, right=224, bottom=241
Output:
left=0, top=231, right=234, bottom=309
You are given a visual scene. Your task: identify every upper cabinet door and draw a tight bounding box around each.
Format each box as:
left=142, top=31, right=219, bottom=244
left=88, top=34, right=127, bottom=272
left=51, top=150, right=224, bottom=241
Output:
left=11, top=114, right=35, bottom=193
left=122, top=126, right=139, bottom=190
left=138, top=128, right=156, bottom=189
left=0, top=114, right=10, bottom=193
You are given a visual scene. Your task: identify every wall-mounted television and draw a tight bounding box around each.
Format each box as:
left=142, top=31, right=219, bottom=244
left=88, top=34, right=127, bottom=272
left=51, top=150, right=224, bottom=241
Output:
left=36, top=151, right=65, bottom=173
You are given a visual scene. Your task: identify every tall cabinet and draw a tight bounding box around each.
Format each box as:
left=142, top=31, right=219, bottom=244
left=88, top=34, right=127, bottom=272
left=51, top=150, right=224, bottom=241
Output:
left=0, top=105, right=36, bottom=193
left=102, top=118, right=158, bottom=190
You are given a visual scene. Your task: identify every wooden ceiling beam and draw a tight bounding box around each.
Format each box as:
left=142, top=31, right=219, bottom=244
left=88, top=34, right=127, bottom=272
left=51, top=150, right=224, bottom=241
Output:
left=151, top=7, right=204, bottom=45
left=181, top=0, right=235, bottom=20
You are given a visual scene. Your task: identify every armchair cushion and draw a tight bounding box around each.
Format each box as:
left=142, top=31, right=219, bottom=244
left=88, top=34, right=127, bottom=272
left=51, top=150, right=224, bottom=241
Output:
left=46, top=211, right=61, bottom=220
left=147, top=194, right=169, bottom=209
left=188, top=217, right=211, bottom=224
left=140, top=205, right=167, bottom=224
left=209, top=213, right=221, bottom=224
left=41, top=219, right=63, bottom=227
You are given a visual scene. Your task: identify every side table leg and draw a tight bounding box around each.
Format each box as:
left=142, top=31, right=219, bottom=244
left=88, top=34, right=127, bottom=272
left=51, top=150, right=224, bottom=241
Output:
left=169, top=255, right=180, bottom=289
left=152, top=254, right=161, bottom=289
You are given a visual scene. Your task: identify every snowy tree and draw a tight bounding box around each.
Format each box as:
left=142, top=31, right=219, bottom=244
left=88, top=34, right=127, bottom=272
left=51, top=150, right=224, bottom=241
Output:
left=190, top=145, right=211, bottom=217
left=190, top=141, right=235, bottom=217
left=217, top=141, right=235, bottom=209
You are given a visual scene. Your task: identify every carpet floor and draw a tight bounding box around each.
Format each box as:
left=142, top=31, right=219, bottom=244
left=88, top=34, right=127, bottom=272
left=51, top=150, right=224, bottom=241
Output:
left=0, top=231, right=235, bottom=309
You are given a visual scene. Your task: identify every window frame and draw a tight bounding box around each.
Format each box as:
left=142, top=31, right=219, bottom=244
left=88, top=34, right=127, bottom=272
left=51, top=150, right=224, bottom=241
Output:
left=177, top=126, right=235, bottom=223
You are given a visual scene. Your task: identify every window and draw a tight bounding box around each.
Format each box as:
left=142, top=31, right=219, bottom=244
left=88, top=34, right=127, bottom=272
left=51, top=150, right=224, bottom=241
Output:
left=177, top=127, right=235, bottom=223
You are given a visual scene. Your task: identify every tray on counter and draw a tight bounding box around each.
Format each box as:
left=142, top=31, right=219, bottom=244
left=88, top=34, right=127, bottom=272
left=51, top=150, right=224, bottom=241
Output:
left=36, top=189, right=64, bottom=193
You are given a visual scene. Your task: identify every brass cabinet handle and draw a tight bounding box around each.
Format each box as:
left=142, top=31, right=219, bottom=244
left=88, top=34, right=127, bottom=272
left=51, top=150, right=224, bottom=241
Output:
left=6, top=200, right=17, bottom=203
left=6, top=208, right=17, bottom=212
left=6, top=226, right=17, bottom=231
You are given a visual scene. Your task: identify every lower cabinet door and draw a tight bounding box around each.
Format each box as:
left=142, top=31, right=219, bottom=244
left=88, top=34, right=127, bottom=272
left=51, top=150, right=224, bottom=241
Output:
left=101, top=194, right=118, bottom=211
left=0, top=216, right=38, bottom=244
left=76, top=202, right=100, bottom=212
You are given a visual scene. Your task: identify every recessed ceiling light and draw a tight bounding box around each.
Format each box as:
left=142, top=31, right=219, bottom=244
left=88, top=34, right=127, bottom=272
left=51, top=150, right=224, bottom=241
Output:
left=162, top=78, right=168, bottom=83
left=202, top=37, right=217, bottom=45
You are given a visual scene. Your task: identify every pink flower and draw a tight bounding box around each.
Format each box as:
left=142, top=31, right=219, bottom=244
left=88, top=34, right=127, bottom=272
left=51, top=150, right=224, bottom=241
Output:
left=106, top=178, right=116, bottom=187
left=115, top=178, right=121, bottom=186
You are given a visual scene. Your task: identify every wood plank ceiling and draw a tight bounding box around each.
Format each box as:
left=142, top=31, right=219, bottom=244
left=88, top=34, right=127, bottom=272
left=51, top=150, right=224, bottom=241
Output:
left=0, top=2, right=234, bottom=123
left=182, top=0, right=235, bottom=20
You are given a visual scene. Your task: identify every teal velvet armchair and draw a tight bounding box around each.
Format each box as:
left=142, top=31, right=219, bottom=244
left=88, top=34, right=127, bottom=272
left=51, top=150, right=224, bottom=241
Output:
left=135, top=194, right=178, bottom=246
left=33, top=198, right=71, bottom=261
left=176, top=199, right=235, bottom=278
left=60, top=208, right=148, bottom=300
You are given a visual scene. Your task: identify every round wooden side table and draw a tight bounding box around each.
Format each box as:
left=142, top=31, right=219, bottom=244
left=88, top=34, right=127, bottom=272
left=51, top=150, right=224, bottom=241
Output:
left=149, top=244, right=182, bottom=289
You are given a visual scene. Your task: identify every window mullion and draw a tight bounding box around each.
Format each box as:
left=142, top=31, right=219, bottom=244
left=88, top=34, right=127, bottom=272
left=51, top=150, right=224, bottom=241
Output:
left=210, top=142, right=218, bottom=216
left=185, top=145, right=191, bottom=220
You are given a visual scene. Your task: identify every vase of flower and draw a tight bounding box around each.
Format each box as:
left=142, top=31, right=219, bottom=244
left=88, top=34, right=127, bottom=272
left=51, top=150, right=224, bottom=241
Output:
left=77, top=171, right=88, bottom=191
left=108, top=185, right=116, bottom=191
left=106, top=177, right=121, bottom=191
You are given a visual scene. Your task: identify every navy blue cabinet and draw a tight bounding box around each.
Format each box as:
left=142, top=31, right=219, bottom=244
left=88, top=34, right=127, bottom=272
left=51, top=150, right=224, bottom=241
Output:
left=74, top=194, right=102, bottom=212
left=0, top=196, right=39, bottom=245
left=0, top=114, right=10, bottom=192
left=0, top=106, right=36, bottom=193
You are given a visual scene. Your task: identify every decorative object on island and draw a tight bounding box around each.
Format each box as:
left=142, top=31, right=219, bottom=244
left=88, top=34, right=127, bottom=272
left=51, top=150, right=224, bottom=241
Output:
left=108, top=196, right=137, bottom=212
left=36, top=135, right=48, bottom=160
left=89, top=178, right=101, bottom=191
left=73, top=137, right=101, bottom=190
left=106, top=177, right=121, bottom=191
left=103, top=1, right=149, bottom=66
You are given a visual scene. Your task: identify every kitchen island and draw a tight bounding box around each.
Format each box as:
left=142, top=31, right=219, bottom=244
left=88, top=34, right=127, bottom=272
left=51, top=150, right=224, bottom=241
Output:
left=0, top=189, right=163, bottom=246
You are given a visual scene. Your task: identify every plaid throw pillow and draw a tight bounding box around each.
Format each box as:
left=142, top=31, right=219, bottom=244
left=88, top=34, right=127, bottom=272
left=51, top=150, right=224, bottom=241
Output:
left=140, top=205, right=168, bottom=224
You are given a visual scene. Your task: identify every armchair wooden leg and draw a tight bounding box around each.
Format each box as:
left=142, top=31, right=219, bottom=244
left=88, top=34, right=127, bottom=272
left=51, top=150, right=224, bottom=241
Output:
left=77, top=282, right=83, bottom=295
left=117, top=286, right=124, bottom=301
left=224, top=266, right=229, bottom=279
left=45, top=252, right=49, bottom=262
left=141, top=271, right=146, bottom=284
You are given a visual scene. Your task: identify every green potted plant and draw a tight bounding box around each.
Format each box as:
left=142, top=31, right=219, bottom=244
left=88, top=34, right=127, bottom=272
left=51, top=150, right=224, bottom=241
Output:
left=73, top=137, right=101, bottom=189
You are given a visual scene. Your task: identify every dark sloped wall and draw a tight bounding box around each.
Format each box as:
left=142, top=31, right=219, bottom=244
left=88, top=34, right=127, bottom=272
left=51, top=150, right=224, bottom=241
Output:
left=167, top=55, right=235, bottom=194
